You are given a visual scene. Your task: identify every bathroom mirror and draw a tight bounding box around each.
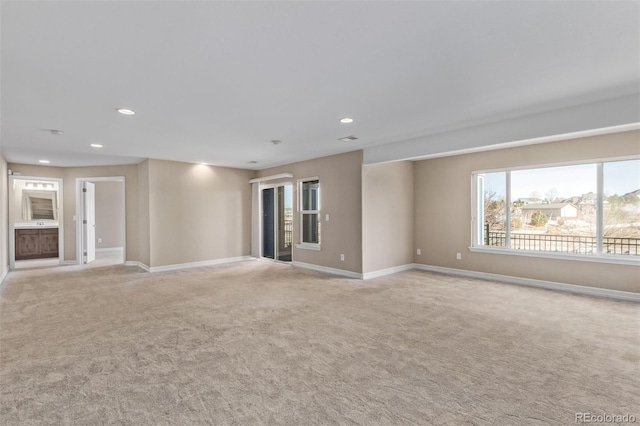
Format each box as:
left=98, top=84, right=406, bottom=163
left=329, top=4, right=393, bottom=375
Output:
left=22, top=190, right=58, bottom=221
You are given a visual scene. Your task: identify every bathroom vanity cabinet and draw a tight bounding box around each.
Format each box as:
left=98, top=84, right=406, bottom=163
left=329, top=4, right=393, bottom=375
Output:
left=15, top=228, right=59, bottom=260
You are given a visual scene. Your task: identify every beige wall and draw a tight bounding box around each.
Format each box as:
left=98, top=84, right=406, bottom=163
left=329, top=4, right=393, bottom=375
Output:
left=413, top=130, right=640, bottom=293
left=7, top=159, right=255, bottom=268
left=0, top=152, right=8, bottom=281
left=137, top=160, right=151, bottom=267
left=8, top=163, right=139, bottom=263
left=362, top=161, right=414, bottom=274
left=147, top=159, right=254, bottom=268
left=8, top=164, right=65, bottom=180
left=94, top=181, right=125, bottom=249
left=258, top=150, right=363, bottom=273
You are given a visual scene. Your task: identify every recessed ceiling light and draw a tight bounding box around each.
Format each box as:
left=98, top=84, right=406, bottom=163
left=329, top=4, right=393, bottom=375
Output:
left=199, top=162, right=208, bottom=166
left=270, top=140, right=282, bottom=145
left=90, top=143, right=103, bottom=148
left=50, top=129, right=64, bottom=135
left=116, top=108, right=135, bottom=115
left=338, top=135, right=358, bottom=142
left=39, top=160, right=50, bottom=164
left=248, top=160, right=258, bottom=164
left=340, top=117, right=354, bottom=124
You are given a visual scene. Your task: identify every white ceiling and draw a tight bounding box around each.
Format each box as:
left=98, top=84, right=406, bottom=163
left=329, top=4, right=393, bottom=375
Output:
left=2, top=1, right=639, bottom=169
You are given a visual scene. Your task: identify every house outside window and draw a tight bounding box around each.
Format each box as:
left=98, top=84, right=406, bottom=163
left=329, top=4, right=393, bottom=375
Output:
left=472, top=158, right=640, bottom=263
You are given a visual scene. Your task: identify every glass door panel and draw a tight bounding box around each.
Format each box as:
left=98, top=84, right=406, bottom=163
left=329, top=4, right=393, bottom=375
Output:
left=276, top=185, right=292, bottom=261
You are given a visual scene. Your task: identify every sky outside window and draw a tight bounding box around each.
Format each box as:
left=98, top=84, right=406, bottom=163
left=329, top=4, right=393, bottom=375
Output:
left=511, top=164, right=596, bottom=200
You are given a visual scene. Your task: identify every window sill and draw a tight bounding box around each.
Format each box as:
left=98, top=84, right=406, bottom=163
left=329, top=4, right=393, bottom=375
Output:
left=468, top=246, right=640, bottom=266
left=295, top=243, right=321, bottom=251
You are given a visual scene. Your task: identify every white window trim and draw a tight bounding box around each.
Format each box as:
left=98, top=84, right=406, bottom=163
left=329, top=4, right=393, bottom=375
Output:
left=295, top=242, right=321, bottom=251
left=468, top=246, right=639, bottom=266
left=296, top=176, right=321, bottom=250
left=471, top=155, right=640, bottom=265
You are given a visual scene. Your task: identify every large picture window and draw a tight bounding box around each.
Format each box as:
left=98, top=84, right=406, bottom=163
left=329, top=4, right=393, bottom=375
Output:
left=299, top=178, right=320, bottom=247
left=473, top=158, right=639, bottom=262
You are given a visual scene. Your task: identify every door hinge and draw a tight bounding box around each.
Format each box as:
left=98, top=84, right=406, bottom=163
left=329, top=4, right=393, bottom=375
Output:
left=83, top=220, right=87, bottom=224
left=83, top=251, right=87, bottom=256
left=83, top=188, right=87, bottom=192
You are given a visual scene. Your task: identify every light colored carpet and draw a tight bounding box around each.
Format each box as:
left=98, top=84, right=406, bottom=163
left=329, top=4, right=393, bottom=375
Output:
left=1, top=260, right=638, bottom=425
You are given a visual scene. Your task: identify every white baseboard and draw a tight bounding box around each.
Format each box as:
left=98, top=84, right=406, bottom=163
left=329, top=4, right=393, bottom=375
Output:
left=362, top=264, right=414, bottom=280
left=96, top=247, right=124, bottom=253
left=414, top=264, right=640, bottom=303
left=128, top=256, right=252, bottom=273
left=292, top=261, right=362, bottom=279
left=62, top=260, right=77, bottom=266
left=124, top=260, right=149, bottom=271
left=0, top=266, right=8, bottom=286
left=78, top=255, right=640, bottom=302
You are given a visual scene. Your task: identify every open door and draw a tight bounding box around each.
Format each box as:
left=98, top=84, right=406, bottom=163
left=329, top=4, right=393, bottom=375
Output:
left=83, top=181, right=96, bottom=263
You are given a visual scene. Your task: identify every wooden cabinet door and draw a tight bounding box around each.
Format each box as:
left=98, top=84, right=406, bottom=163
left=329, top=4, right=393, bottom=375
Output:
left=40, top=229, right=59, bottom=257
left=15, top=229, right=40, bottom=260
left=15, top=228, right=59, bottom=260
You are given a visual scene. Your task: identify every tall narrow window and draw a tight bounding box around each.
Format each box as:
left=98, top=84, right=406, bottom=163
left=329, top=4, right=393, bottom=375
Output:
left=300, top=179, right=320, bottom=246
left=603, top=159, right=640, bottom=256
left=479, top=171, right=507, bottom=247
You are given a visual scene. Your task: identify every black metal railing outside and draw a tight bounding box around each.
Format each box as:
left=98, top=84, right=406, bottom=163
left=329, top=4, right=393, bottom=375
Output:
left=284, top=219, right=293, bottom=247
left=484, top=226, right=639, bottom=256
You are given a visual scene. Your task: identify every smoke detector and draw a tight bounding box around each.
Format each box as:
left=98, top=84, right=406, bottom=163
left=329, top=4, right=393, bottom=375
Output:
left=270, top=140, right=282, bottom=145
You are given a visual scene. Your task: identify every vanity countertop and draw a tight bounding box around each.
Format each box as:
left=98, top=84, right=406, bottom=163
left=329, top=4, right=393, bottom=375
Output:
left=14, top=222, right=59, bottom=230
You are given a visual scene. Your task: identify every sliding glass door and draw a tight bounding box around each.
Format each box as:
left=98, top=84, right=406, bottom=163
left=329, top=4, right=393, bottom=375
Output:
left=262, top=184, right=292, bottom=262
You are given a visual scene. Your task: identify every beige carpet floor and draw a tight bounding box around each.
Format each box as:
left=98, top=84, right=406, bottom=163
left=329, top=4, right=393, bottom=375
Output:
left=1, top=260, right=638, bottom=425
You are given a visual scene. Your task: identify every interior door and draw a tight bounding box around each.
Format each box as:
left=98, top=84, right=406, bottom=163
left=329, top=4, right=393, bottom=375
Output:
left=84, top=181, right=96, bottom=263
left=262, top=188, right=275, bottom=259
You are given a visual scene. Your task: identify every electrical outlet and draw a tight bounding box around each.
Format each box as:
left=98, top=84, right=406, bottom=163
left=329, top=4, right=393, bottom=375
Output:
left=417, top=248, right=421, bottom=255
left=98, top=238, right=102, bottom=243
left=340, top=254, right=345, bottom=261
left=456, top=252, right=462, bottom=260
left=325, top=214, right=330, bottom=221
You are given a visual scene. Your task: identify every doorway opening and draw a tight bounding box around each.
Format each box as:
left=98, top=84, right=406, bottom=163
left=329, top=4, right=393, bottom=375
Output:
left=76, top=177, right=126, bottom=267
left=8, top=175, right=64, bottom=270
left=262, top=184, right=292, bottom=262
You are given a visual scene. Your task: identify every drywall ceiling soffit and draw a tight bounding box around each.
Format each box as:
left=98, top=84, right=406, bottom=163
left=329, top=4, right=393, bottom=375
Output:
left=364, top=94, right=640, bottom=164
left=2, top=1, right=639, bottom=169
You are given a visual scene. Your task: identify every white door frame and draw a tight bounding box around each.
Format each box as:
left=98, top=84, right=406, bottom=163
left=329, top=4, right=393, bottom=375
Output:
left=76, top=176, right=126, bottom=265
left=259, top=182, right=293, bottom=261
left=249, top=173, right=294, bottom=259
left=83, top=181, right=96, bottom=263
left=8, top=175, right=64, bottom=270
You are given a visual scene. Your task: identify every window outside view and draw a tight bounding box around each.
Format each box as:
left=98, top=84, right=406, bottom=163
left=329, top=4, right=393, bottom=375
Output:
left=480, top=159, right=640, bottom=256
left=300, top=180, right=320, bottom=245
